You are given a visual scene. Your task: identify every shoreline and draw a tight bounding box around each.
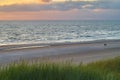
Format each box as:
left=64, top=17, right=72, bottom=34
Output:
left=0, top=39, right=120, bottom=65
left=0, top=39, right=120, bottom=51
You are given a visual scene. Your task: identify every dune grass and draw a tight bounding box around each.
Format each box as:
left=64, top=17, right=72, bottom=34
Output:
left=0, top=57, right=120, bottom=80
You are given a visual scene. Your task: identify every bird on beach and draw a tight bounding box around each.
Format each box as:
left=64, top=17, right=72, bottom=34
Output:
left=104, top=43, right=107, bottom=46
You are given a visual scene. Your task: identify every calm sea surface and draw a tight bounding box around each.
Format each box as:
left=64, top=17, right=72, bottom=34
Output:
left=0, top=20, right=120, bottom=45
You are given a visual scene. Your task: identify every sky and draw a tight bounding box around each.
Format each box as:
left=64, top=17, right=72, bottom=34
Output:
left=0, top=0, right=120, bottom=20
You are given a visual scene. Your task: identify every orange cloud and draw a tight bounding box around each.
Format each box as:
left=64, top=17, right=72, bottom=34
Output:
left=0, top=0, right=97, bottom=6
left=0, top=0, right=51, bottom=6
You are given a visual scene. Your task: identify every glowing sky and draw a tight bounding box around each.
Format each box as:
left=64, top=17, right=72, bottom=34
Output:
left=0, top=0, right=120, bottom=20
left=0, top=0, right=96, bottom=6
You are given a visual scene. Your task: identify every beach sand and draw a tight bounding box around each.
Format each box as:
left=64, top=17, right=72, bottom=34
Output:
left=0, top=39, right=120, bottom=65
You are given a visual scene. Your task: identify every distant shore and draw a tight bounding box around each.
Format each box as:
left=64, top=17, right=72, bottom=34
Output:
left=0, top=39, right=120, bottom=64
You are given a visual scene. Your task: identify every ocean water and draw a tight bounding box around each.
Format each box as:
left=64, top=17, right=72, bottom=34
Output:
left=0, top=20, right=120, bottom=45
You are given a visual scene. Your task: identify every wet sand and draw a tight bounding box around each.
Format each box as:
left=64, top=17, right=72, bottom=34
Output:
left=0, top=39, right=120, bottom=64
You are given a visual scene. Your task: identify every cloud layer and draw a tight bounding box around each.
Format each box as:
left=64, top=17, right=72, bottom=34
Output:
left=0, top=0, right=120, bottom=12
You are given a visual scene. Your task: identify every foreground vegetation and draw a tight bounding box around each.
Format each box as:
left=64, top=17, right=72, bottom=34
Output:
left=0, top=57, right=120, bottom=80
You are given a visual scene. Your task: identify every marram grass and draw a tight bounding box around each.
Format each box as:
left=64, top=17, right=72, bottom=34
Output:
left=0, top=57, right=120, bottom=80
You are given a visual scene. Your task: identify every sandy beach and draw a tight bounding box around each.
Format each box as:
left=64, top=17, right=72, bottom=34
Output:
left=0, top=39, right=120, bottom=65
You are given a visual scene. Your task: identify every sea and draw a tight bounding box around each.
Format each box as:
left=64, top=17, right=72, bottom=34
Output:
left=0, top=20, right=120, bottom=46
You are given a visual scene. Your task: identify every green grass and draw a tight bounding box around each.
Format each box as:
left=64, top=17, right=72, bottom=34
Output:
left=0, top=57, right=120, bottom=80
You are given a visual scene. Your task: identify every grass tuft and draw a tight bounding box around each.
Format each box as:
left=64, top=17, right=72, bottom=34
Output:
left=0, top=57, right=120, bottom=80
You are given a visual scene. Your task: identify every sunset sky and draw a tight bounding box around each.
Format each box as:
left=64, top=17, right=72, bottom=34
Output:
left=0, top=0, right=120, bottom=20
